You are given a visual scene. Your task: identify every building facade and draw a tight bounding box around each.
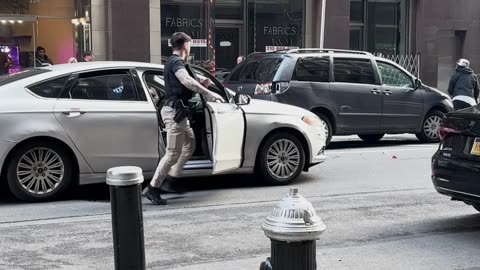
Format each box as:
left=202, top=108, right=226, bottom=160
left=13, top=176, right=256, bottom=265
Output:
left=0, top=0, right=91, bottom=68
left=315, top=0, right=480, bottom=92
left=1, top=0, right=480, bottom=91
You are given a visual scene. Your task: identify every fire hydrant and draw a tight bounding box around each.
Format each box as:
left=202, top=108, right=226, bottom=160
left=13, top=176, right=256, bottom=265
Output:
left=260, top=187, right=326, bottom=270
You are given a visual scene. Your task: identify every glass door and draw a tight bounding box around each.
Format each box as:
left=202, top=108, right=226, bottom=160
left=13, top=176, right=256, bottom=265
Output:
left=215, top=26, right=241, bottom=70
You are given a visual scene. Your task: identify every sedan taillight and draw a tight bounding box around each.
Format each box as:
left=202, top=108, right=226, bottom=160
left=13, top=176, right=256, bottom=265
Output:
left=438, top=125, right=459, bottom=141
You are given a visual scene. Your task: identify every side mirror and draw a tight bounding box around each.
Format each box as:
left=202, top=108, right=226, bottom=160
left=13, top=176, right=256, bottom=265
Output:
left=414, top=78, right=422, bottom=90
left=234, top=93, right=251, bottom=105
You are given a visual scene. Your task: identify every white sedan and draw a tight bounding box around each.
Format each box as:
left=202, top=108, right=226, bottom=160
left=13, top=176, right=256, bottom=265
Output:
left=0, top=62, right=327, bottom=202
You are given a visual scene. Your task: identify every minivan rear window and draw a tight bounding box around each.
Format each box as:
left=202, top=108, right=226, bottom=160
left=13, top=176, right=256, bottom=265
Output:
left=0, top=69, right=50, bottom=87
left=227, top=57, right=283, bottom=83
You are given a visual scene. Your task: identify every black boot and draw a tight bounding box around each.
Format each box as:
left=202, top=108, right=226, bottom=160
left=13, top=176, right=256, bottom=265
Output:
left=160, top=177, right=187, bottom=194
left=142, top=185, right=167, bottom=205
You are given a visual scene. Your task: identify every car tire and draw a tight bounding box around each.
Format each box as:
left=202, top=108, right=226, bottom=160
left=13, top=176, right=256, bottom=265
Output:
left=473, top=204, right=480, bottom=212
left=358, top=134, right=385, bottom=143
left=416, top=110, right=445, bottom=143
left=7, top=141, right=74, bottom=202
left=256, top=132, right=306, bottom=185
left=315, top=113, right=333, bottom=146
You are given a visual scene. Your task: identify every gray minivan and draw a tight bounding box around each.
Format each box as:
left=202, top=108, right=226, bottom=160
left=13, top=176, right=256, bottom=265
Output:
left=224, top=49, right=454, bottom=145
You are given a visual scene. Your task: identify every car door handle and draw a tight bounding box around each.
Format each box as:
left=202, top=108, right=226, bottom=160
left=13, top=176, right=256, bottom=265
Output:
left=383, top=89, right=393, bottom=96
left=62, top=110, right=85, bottom=117
left=371, top=89, right=381, bottom=95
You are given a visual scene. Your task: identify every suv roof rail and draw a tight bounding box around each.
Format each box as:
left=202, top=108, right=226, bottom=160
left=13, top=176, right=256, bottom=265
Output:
left=286, top=48, right=373, bottom=56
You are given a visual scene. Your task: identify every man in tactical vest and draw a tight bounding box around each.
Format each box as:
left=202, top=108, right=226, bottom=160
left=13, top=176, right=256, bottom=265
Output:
left=143, top=32, right=224, bottom=205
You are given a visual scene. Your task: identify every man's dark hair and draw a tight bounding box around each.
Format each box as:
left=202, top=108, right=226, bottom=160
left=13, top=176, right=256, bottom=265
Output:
left=83, top=51, right=93, bottom=58
left=171, top=32, right=192, bottom=51
left=36, top=46, right=45, bottom=53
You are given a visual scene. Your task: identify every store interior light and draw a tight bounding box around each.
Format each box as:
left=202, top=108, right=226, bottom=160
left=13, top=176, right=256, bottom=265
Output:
left=9, top=20, right=15, bottom=24
left=1, top=20, right=6, bottom=24
left=17, top=20, right=23, bottom=23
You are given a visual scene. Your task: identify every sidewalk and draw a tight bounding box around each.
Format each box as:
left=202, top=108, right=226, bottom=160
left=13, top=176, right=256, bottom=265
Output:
left=166, top=231, right=480, bottom=270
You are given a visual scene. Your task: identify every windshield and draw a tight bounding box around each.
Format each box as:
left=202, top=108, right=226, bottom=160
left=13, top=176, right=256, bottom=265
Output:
left=226, top=57, right=283, bottom=83
left=0, top=69, right=50, bottom=87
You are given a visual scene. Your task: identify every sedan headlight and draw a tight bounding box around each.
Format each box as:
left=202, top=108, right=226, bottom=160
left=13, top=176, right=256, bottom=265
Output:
left=302, top=116, right=327, bottom=138
left=302, top=116, right=324, bottom=127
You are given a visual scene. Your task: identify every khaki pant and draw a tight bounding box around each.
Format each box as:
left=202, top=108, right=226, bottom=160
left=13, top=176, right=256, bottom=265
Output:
left=150, top=106, right=195, bottom=188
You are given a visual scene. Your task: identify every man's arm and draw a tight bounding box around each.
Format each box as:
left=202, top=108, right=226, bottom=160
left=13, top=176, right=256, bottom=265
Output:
left=175, top=68, right=224, bottom=101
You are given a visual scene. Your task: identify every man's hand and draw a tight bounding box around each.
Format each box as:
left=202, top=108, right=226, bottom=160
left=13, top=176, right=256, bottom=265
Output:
left=175, top=69, right=224, bottom=103
left=207, top=91, right=225, bottom=103
left=200, top=79, right=211, bottom=88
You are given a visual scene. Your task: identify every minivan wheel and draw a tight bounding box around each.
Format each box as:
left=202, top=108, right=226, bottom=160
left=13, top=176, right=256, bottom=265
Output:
left=416, top=110, right=444, bottom=143
left=315, top=113, right=333, bottom=146
left=7, top=141, right=74, bottom=202
left=358, top=134, right=385, bottom=143
left=256, top=132, right=306, bottom=185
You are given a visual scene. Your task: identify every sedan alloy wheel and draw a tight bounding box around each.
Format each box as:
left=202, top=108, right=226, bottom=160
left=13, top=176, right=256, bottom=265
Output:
left=7, top=141, right=74, bottom=202
left=257, top=132, right=306, bottom=185
left=17, top=147, right=65, bottom=195
left=267, top=139, right=300, bottom=179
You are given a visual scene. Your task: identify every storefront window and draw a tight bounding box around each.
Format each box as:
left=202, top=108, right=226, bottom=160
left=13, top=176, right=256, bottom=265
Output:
left=161, top=0, right=209, bottom=64
left=350, top=0, right=364, bottom=23
left=215, top=0, right=243, bottom=70
left=0, top=0, right=86, bottom=71
left=216, top=0, right=243, bottom=20
left=349, top=0, right=408, bottom=55
left=248, top=0, right=303, bottom=53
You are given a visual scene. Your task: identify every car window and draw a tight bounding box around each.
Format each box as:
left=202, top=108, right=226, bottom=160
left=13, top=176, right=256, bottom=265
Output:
left=377, top=61, right=414, bottom=88
left=66, top=70, right=140, bottom=101
left=292, top=57, right=330, bottom=82
left=144, top=72, right=165, bottom=107
left=27, top=76, right=69, bottom=98
left=333, top=58, right=376, bottom=85
left=227, top=57, right=283, bottom=83
left=0, top=69, right=50, bottom=86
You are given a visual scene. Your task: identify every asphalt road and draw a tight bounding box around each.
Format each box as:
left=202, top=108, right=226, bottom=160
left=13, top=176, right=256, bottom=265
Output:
left=0, top=135, right=479, bottom=270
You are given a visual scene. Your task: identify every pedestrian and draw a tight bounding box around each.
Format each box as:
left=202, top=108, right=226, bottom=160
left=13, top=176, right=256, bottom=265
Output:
left=83, top=51, right=94, bottom=62
left=0, top=52, right=9, bottom=75
left=35, top=46, right=53, bottom=65
left=448, top=58, right=480, bottom=110
left=67, top=57, right=78, bottom=63
left=201, top=60, right=215, bottom=76
left=142, top=32, right=224, bottom=205
left=237, top=55, right=245, bottom=65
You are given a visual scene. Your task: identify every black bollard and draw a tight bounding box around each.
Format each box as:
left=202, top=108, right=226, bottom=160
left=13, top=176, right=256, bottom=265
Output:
left=260, top=188, right=326, bottom=270
left=107, top=166, right=146, bottom=270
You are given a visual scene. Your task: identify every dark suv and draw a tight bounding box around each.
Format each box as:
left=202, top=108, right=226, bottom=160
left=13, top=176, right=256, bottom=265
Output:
left=224, top=49, right=454, bottom=145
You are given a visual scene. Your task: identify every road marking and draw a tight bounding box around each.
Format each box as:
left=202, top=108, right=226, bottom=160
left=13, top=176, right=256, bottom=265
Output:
left=327, top=146, right=438, bottom=155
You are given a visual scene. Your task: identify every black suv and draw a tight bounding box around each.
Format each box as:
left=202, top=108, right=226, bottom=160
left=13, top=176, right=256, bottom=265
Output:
left=224, top=49, right=454, bottom=145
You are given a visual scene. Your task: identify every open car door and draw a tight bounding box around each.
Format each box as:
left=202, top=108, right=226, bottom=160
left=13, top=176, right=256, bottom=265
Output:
left=206, top=101, right=245, bottom=174
left=187, top=65, right=246, bottom=174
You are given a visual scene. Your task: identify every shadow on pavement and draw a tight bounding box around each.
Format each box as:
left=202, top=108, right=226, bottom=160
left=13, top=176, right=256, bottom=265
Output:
left=0, top=173, right=308, bottom=204
left=328, top=137, right=434, bottom=150
left=67, top=174, right=275, bottom=202
left=423, top=212, right=480, bottom=234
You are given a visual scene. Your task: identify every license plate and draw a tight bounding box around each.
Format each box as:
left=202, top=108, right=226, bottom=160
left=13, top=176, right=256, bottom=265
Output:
left=470, top=138, right=480, bottom=156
